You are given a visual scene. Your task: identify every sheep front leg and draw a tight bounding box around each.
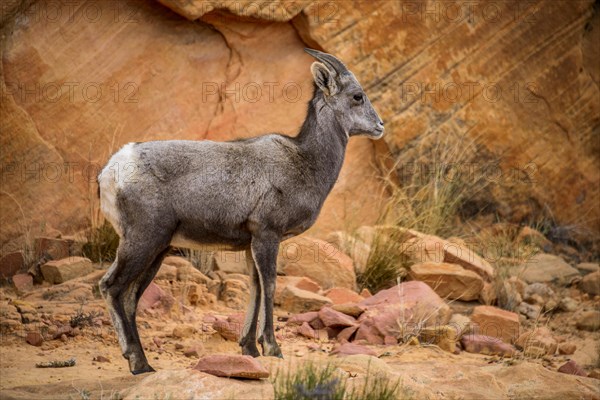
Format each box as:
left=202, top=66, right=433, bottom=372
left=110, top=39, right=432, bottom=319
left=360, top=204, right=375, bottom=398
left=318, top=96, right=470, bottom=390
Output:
left=251, top=234, right=283, bottom=358
left=239, top=249, right=261, bottom=357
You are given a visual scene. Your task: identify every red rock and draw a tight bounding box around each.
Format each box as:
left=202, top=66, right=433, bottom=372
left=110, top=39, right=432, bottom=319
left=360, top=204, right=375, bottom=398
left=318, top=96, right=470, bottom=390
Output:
left=309, top=318, right=325, bottom=330
left=384, top=335, right=398, bottom=345
left=275, top=276, right=322, bottom=304
left=355, top=281, right=451, bottom=344
left=331, top=342, right=377, bottom=357
left=26, top=332, right=43, bottom=347
left=359, top=288, right=372, bottom=298
left=213, top=315, right=243, bottom=342
left=461, top=334, right=516, bottom=357
left=12, top=273, right=33, bottom=293
left=286, top=311, right=319, bottom=326
left=558, top=360, right=587, bottom=377
left=470, top=306, right=520, bottom=344
left=0, top=251, right=25, bottom=278
left=298, top=322, right=318, bottom=340
left=279, top=286, right=332, bottom=313
left=34, top=237, right=71, bottom=260
left=193, top=354, right=269, bottom=379
left=331, top=303, right=365, bottom=318
left=51, top=324, right=73, bottom=340
left=326, top=327, right=343, bottom=339
left=324, top=287, right=364, bottom=304
left=337, top=325, right=359, bottom=343
left=353, top=318, right=384, bottom=345
left=184, top=347, right=201, bottom=358
left=318, top=307, right=357, bottom=328
left=93, top=355, right=110, bottom=363
left=138, top=282, right=175, bottom=315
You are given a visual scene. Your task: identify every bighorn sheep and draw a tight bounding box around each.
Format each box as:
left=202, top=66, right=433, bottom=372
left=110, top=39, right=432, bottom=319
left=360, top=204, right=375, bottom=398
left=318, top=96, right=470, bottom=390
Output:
left=98, top=49, right=384, bottom=374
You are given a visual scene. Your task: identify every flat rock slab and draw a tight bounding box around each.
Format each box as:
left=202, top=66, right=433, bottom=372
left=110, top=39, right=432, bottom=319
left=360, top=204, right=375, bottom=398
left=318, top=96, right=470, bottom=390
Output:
left=40, top=257, right=93, bottom=284
left=194, top=354, right=270, bottom=379
left=519, top=253, right=580, bottom=285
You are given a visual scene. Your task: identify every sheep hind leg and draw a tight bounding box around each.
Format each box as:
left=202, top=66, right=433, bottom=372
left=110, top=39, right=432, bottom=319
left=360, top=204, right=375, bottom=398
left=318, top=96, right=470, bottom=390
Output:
left=251, top=235, right=283, bottom=358
left=239, top=249, right=261, bottom=357
left=100, top=239, right=170, bottom=375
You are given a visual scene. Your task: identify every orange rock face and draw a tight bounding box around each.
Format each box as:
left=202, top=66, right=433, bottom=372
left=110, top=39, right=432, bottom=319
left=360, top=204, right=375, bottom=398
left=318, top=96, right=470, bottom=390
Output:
left=470, top=305, right=520, bottom=344
left=2, top=0, right=598, bottom=254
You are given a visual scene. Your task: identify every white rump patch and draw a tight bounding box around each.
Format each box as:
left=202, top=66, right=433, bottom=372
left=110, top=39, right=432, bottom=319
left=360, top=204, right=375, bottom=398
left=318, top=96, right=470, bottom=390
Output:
left=98, top=143, right=139, bottom=236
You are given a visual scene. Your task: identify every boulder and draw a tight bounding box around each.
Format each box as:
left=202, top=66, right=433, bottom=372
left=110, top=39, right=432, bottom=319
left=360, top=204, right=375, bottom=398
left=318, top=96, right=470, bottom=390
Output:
left=40, top=257, right=93, bottom=284
left=515, top=327, right=558, bottom=356
left=138, top=282, right=175, bottom=315
left=461, top=334, right=516, bottom=357
left=26, top=331, right=43, bottom=347
left=275, top=276, right=321, bottom=304
left=279, top=236, right=356, bottom=290
left=213, top=314, right=244, bottom=342
left=122, top=369, right=273, bottom=399
left=409, top=262, right=484, bottom=301
left=285, top=311, right=320, bottom=326
left=355, top=281, right=451, bottom=344
left=279, top=286, right=332, bottom=313
left=519, top=253, right=580, bottom=285
left=337, top=325, right=359, bottom=343
left=0, top=251, right=25, bottom=279
left=318, top=307, right=357, bottom=328
left=194, top=354, right=269, bottom=379
left=34, top=237, right=71, bottom=260
left=557, top=360, right=587, bottom=377
left=470, top=306, right=520, bottom=344
left=576, top=311, right=600, bottom=331
left=580, top=271, right=600, bottom=296
left=331, top=303, right=365, bottom=318
left=297, top=322, right=319, bottom=340
left=323, top=287, right=364, bottom=304
left=11, top=273, right=33, bottom=293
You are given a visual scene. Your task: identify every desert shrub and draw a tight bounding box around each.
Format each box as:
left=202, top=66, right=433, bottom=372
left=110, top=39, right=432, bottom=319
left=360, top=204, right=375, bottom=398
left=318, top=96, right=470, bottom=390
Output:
left=357, top=227, right=412, bottom=294
left=272, top=361, right=404, bottom=400
left=82, top=220, right=119, bottom=264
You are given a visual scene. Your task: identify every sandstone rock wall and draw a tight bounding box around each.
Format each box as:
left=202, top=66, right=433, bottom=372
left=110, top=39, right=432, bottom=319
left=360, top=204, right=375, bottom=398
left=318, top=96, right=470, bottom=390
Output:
left=1, top=0, right=598, bottom=253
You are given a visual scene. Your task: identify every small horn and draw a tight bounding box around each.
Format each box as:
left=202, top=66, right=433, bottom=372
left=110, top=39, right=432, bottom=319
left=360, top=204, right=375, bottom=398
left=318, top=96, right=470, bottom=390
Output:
left=304, top=48, right=349, bottom=76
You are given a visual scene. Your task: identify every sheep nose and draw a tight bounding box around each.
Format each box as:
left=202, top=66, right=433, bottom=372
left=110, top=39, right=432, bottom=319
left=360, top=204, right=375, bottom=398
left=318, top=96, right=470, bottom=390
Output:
left=377, top=120, right=384, bottom=128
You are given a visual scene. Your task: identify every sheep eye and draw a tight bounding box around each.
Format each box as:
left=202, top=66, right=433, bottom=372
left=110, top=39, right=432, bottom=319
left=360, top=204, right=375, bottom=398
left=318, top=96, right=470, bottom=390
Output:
left=353, top=94, right=363, bottom=102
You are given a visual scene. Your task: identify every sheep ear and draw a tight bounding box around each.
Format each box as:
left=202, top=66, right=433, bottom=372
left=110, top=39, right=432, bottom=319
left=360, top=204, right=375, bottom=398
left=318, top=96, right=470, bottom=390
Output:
left=311, top=62, right=338, bottom=96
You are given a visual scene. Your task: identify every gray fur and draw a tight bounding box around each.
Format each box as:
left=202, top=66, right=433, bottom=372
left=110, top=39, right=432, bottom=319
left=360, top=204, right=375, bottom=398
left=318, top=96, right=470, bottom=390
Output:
left=98, top=48, right=384, bottom=374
